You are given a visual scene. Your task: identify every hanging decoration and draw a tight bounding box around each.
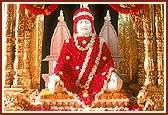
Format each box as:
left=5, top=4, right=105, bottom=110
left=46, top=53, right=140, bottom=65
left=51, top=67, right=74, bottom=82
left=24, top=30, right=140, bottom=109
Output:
left=20, top=4, right=145, bottom=16
left=20, top=4, right=59, bottom=15
left=109, top=4, right=145, bottom=14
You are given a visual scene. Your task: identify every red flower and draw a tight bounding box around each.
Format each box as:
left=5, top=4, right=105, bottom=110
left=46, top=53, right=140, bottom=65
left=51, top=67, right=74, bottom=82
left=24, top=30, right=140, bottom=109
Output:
left=109, top=4, right=145, bottom=14
left=26, top=104, right=35, bottom=111
left=20, top=4, right=58, bottom=15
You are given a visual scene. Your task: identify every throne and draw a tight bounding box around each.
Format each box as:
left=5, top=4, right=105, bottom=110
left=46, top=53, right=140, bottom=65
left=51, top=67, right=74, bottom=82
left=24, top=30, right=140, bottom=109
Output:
left=40, top=10, right=129, bottom=109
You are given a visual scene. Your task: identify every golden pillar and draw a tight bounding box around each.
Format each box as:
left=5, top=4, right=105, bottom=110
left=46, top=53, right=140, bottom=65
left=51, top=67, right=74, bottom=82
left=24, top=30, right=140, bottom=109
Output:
left=29, top=14, right=44, bottom=90
left=3, top=4, right=16, bottom=88
left=131, top=12, right=146, bottom=86
left=12, top=4, right=43, bottom=89
left=155, top=4, right=164, bottom=87
left=142, top=4, right=156, bottom=86
left=21, top=9, right=36, bottom=89
left=25, top=4, right=44, bottom=90
left=12, top=4, right=25, bottom=88
left=137, top=4, right=165, bottom=111
left=118, top=14, right=139, bottom=83
left=21, top=30, right=32, bottom=89
left=3, top=3, right=43, bottom=95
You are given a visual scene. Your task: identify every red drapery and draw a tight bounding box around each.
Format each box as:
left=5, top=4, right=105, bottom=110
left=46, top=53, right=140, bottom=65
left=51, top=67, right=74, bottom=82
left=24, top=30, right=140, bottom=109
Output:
left=20, top=4, right=145, bottom=16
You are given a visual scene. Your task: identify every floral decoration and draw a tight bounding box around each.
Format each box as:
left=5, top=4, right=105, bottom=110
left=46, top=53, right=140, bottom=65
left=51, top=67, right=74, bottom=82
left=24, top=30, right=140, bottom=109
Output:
left=109, top=4, right=145, bottom=14
left=20, top=4, right=59, bottom=15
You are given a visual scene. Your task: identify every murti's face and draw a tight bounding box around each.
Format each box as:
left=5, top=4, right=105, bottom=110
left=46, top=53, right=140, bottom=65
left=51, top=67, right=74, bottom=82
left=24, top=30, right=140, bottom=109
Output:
left=76, top=19, right=92, bottom=35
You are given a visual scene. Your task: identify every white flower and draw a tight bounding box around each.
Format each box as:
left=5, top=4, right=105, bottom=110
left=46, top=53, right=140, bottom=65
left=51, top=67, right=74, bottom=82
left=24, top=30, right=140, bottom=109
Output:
left=49, top=74, right=60, bottom=81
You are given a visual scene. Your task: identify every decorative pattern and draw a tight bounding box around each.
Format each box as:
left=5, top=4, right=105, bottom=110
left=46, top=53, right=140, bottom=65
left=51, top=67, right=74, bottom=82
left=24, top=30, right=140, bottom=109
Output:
left=131, top=10, right=146, bottom=85
left=118, top=13, right=139, bottom=82
left=135, top=4, right=165, bottom=111
left=13, top=4, right=25, bottom=87
left=137, top=87, right=164, bottom=111
left=29, top=12, right=44, bottom=89
left=142, top=5, right=155, bottom=86
left=155, top=4, right=164, bottom=87
left=3, top=4, right=16, bottom=87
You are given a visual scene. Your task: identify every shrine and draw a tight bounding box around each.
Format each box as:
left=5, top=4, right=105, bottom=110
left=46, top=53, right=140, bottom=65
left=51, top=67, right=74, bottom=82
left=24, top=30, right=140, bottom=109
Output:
left=2, top=2, right=166, bottom=112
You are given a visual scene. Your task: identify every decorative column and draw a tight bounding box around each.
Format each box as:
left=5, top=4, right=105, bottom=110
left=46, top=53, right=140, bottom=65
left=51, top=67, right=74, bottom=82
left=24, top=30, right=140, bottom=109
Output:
left=21, top=31, right=32, bottom=89
left=131, top=12, right=146, bottom=86
left=137, top=4, right=164, bottom=111
left=30, top=13, right=44, bottom=90
left=118, top=14, right=139, bottom=83
left=142, top=5, right=155, bottom=87
left=3, top=4, right=16, bottom=88
left=155, top=4, right=164, bottom=87
left=12, top=4, right=25, bottom=88
left=21, top=9, right=36, bottom=89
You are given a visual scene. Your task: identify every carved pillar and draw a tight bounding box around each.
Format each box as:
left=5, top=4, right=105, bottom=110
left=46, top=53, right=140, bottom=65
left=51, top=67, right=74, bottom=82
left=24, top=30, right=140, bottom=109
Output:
left=21, top=9, right=36, bottom=89
left=118, top=14, right=138, bottom=83
left=21, top=31, right=32, bottom=89
left=137, top=4, right=165, bottom=111
left=155, top=4, right=164, bottom=87
left=12, top=4, right=43, bottom=89
left=29, top=4, right=44, bottom=90
left=30, top=14, right=44, bottom=90
left=12, top=4, right=25, bottom=88
left=142, top=5, right=155, bottom=86
left=131, top=13, right=146, bottom=86
left=3, top=4, right=16, bottom=88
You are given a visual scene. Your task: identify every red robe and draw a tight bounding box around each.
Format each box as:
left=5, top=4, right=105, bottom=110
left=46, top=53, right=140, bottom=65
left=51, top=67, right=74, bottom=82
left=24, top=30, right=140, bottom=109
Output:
left=54, top=35, right=114, bottom=106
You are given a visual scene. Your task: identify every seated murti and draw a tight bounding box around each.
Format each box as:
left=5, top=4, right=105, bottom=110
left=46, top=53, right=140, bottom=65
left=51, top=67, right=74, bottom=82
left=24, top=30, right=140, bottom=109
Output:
left=46, top=7, right=123, bottom=107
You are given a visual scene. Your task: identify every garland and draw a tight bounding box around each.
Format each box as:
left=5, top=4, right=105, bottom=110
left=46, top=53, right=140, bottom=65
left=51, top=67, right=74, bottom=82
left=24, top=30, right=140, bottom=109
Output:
left=109, top=4, right=145, bottom=14
left=20, top=4, right=59, bottom=15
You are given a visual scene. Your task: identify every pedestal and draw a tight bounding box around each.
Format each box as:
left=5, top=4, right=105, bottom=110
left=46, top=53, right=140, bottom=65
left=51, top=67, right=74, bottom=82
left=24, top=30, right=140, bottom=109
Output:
left=42, top=74, right=51, bottom=88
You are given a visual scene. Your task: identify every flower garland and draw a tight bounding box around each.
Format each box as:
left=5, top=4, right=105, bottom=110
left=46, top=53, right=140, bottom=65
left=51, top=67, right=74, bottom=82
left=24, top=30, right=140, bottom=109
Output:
left=109, top=4, right=145, bottom=14
left=74, top=34, right=95, bottom=51
left=75, top=36, right=104, bottom=90
left=20, top=4, right=59, bottom=15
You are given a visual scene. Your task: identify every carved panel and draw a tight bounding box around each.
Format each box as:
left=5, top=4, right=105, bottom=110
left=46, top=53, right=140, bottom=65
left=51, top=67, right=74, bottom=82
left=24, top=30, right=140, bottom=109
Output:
left=155, top=4, right=164, bottom=87
left=3, top=4, right=16, bottom=87
left=30, top=15, right=44, bottom=90
left=118, top=14, right=139, bottom=83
